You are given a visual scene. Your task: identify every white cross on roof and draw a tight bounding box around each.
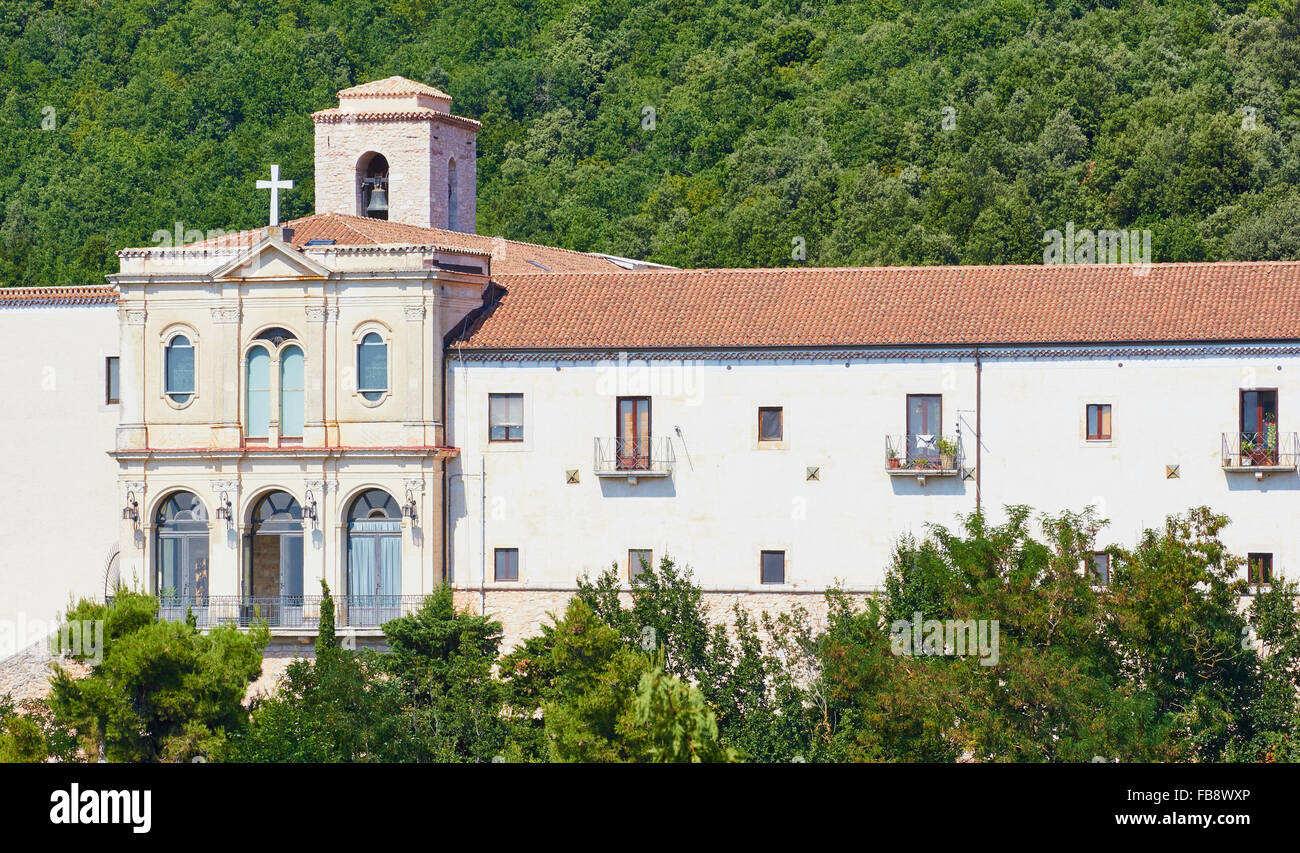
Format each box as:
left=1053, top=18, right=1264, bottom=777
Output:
left=255, top=164, right=294, bottom=227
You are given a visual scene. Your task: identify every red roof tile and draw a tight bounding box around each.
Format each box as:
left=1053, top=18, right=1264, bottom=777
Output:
left=451, top=262, right=1300, bottom=350
left=337, top=76, right=453, bottom=101
left=0, top=285, right=118, bottom=307
left=172, top=213, right=625, bottom=276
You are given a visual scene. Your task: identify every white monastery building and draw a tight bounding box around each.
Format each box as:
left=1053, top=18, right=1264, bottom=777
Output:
left=3, top=76, right=1300, bottom=654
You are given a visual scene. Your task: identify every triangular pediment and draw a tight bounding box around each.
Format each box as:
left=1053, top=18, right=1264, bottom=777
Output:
left=209, top=235, right=332, bottom=281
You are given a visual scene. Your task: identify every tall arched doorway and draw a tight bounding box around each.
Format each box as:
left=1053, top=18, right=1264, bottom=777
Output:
left=155, top=491, right=209, bottom=619
left=346, top=489, right=402, bottom=625
left=244, top=491, right=304, bottom=626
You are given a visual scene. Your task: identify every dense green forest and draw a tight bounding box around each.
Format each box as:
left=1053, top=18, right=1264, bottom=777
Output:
left=1, top=0, right=1299, bottom=288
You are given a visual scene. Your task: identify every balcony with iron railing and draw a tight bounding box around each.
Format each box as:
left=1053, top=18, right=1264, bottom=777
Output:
left=593, top=436, right=675, bottom=482
left=886, top=434, right=963, bottom=484
left=1221, top=431, right=1299, bottom=477
left=152, top=595, right=424, bottom=630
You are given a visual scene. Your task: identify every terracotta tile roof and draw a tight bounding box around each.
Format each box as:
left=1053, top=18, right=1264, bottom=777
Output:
left=172, top=213, right=626, bottom=275
left=0, top=285, right=118, bottom=307
left=337, top=76, right=452, bottom=101
left=450, top=262, right=1300, bottom=350
left=310, top=107, right=482, bottom=130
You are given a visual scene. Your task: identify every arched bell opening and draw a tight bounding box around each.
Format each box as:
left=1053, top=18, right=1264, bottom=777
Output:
left=357, top=152, right=389, bottom=220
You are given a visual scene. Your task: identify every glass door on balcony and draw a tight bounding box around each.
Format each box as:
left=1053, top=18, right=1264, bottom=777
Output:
left=156, top=491, right=210, bottom=621
left=1241, top=389, right=1278, bottom=464
left=347, top=490, right=403, bottom=625
left=617, top=396, right=651, bottom=470
left=906, top=394, right=942, bottom=466
left=245, top=491, right=304, bottom=626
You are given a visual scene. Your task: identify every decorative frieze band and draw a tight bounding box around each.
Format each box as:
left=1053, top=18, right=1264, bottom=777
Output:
left=404, top=304, right=427, bottom=321
left=210, top=306, right=241, bottom=324
left=304, top=479, right=339, bottom=494
left=305, top=305, right=338, bottom=323
left=121, top=308, right=147, bottom=326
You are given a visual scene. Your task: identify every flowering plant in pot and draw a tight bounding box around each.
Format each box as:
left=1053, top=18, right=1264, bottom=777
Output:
left=936, top=438, right=957, bottom=469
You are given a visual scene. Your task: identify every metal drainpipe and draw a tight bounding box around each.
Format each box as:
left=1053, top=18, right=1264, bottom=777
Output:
left=975, top=347, right=982, bottom=513
left=479, top=455, right=486, bottom=615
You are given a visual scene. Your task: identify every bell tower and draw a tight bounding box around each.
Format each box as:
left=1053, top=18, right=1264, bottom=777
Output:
left=312, top=76, right=480, bottom=232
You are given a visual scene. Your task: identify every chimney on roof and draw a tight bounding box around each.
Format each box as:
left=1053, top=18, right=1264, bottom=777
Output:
left=312, top=75, right=479, bottom=233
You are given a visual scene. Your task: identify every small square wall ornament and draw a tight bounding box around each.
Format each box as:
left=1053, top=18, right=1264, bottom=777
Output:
left=961, top=467, right=976, bottom=481
left=565, top=469, right=579, bottom=484
left=806, top=466, right=820, bottom=482
left=1166, top=465, right=1179, bottom=479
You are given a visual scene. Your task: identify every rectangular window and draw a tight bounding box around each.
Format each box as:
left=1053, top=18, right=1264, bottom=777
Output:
left=1090, top=552, right=1110, bottom=585
left=489, top=393, right=524, bottom=441
left=761, top=550, right=786, bottom=585
left=758, top=406, right=783, bottom=441
left=494, top=548, right=519, bottom=582
left=105, top=357, right=120, bottom=405
left=1086, top=404, right=1111, bottom=440
left=629, top=549, right=653, bottom=581
left=1248, top=552, right=1272, bottom=586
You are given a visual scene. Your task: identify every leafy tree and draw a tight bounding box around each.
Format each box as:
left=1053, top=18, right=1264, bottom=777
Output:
left=239, top=585, right=520, bottom=762
left=500, top=598, right=651, bottom=762
left=575, top=555, right=711, bottom=681
left=631, top=663, right=737, bottom=763
left=47, top=590, right=267, bottom=762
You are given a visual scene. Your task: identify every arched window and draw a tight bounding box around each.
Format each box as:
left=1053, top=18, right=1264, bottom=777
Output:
left=246, top=345, right=270, bottom=437
left=165, top=334, right=195, bottom=404
left=155, top=492, right=209, bottom=611
left=448, top=158, right=458, bottom=231
left=280, top=345, right=304, bottom=437
left=346, top=489, right=402, bottom=624
left=244, top=491, right=303, bottom=625
left=357, top=332, right=387, bottom=402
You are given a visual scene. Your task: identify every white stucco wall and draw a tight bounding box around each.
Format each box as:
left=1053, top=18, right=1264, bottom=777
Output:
left=446, top=354, right=978, bottom=594
left=0, top=304, right=119, bottom=657
left=447, top=347, right=1300, bottom=598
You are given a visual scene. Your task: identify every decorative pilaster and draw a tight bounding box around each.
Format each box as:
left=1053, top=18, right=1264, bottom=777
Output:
left=116, top=306, right=148, bottom=450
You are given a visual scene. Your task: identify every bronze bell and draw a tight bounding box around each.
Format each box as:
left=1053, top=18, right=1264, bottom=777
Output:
left=365, top=184, right=389, bottom=217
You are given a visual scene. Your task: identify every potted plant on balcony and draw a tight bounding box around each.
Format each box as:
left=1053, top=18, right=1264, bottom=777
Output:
left=887, top=447, right=900, bottom=469
left=936, top=438, right=957, bottom=470
left=1264, top=414, right=1278, bottom=465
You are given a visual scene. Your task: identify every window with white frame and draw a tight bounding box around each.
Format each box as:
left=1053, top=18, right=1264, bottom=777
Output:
left=164, top=334, right=195, bottom=404
left=357, top=331, right=388, bottom=402
left=489, top=393, right=524, bottom=441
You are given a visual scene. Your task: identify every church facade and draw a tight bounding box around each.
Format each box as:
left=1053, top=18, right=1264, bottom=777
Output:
left=4, top=75, right=1300, bottom=656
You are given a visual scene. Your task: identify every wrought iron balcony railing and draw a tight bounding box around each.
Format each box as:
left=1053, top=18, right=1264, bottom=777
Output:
left=885, top=434, right=963, bottom=474
left=152, top=594, right=423, bottom=629
left=1222, top=431, right=1299, bottom=471
left=593, top=436, right=674, bottom=477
